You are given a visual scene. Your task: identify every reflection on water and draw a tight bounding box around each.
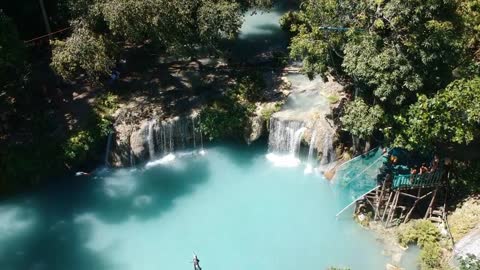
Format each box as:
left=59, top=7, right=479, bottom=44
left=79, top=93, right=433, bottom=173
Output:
left=227, top=1, right=295, bottom=61
left=0, top=145, right=415, bottom=270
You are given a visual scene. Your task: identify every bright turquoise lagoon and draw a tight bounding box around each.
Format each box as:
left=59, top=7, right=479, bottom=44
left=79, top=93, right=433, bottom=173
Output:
left=0, top=144, right=397, bottom=270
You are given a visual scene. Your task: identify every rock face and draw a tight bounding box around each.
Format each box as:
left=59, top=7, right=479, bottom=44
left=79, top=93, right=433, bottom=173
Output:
left=110, top=112, right=201, bottom=167
left=244, top=102, right=282, bottom=144
left=266, top=73, right=344, bottom=163
left=107, top=61, right=344, bottom=167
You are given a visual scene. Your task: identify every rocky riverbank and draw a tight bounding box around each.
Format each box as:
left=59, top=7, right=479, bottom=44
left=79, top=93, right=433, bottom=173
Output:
left=106, top=53, right=346, bottom=167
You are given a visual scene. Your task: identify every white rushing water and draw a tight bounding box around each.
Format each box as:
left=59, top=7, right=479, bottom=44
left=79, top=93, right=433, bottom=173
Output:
left=320, top=132, right=336, bottom=165
left=267, top=118, right=306, bottom=167
left=268, top=118, right=305, bottom=154
left=104, top=131, right=114, bottom=167
left=141, top=116, right=200, bottom=162
left=147, top=120, right=156, bottom=159
left=304, top=129, right=317, bottom=174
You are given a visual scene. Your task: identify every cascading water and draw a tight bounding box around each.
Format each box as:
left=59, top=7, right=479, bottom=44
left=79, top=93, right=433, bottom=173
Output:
left=290, top=127, right=306, bottom=156
left=267, top=117, right=306, bottom=167
left=130, top=149, right=135, bottom=167
left=192, top=116, right=197, bottom=149
left=147, top=120, right=156, bottom=159
left=304, top=129, right=317, bottom=174
left=320, top=132, right=336, bottom=165
left=268, top=117, right=305, bottom=154
left=104, top=131, right=114, bottom=167
left=133, top=115, right=204, bottom=164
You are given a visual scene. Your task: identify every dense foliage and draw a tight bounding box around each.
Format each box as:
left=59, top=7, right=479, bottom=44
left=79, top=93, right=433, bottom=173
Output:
left=283, top=0, right=480, bottom=154
left=394, top=78, right=480, bottom=151
left=51, top=0, right=272, bottom=80
left=0, top=10, right=25, bottom=95
left=459, top=254, right=480, bottom=270
left=340, top=99, right=383, bottom=140
left=397, top=220, right=443, bottom=270
left=199, top=73, right=263, bottom=140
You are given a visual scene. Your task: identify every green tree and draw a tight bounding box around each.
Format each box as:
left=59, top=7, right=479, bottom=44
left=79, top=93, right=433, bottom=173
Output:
left=51, top=0, right=271, bottom=80
left=394, top=77, right=480, bottom=151
left=287, top=0, right=462, bottom=103
left=340, top=99, right=384, bottom=140
left=51, top=23, right=117, bottom=80
left=456, top=0, right=480, bottom=77
left=0, top=11, right=25, bottom=95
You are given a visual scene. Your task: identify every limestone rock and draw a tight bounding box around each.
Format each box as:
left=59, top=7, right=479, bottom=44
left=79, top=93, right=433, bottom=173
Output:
left=244, top=102, right=282, bottom=144
left=129, top=122, right=148, bottom=161
left=385, top=263, right=403, bottom=270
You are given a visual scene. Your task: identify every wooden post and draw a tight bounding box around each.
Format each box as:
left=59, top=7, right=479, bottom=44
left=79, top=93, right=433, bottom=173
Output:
left=374, top=181, right=386, bottom=220
left=381, top=191, right=394, bottom=222
left=424, top=188, right=438, bottom=219
left=386, top=191, right=400, bottom=227
left=403, top=195, right=420, bottom=224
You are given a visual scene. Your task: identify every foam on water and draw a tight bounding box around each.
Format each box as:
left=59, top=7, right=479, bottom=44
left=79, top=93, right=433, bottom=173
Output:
left=145, top=153, right=176, bottom=168
left=265, top=153, right=301, bottom=167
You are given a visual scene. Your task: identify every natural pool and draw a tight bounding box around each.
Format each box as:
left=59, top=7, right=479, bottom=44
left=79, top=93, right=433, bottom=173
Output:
left=0, top=144, right=403, bottom=270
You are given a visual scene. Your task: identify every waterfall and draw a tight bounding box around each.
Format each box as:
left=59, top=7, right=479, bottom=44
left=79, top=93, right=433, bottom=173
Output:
left=267, top=117, right=306, bottom=167
left=130, top=149, right=135, bottom=167
left=290, top=127, right=306, bottom=156
left=147, top=120, right=156, bottom=159
left=306, top=129, right=317, bottom=165
left=320, top=132, right=335, bottom=165
left=198, top=115, right=205, bottom=155
left=192, top=117, right=197, bottom=149
left=268, top=117, right=306, bottom=154
left=104, top=131, right=113, bottom=166
left=136, top=116, right=200, bottom=161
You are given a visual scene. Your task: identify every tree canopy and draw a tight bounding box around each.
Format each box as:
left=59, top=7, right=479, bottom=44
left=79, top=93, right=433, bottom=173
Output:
left=51, top=0, right=272, bottom=80
left=0, top=10, right=25, bottom=95
left=283, top=0, right=480, bottom=152
left=395, top=77, right=480, bottom=151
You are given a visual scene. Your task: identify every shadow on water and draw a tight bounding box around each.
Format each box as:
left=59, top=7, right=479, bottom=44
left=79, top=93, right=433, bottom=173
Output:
left=93, top=158, right=210, bottom=223
left=208, top=139, right=268, bottom=169
left=222, top=0, right=298, bottom=61
left=0, top=156, right=210, bottom=269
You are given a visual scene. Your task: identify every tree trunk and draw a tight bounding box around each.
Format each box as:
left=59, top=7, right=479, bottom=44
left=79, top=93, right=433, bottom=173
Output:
left=364, top=139, right=371, bottom=153
left=352, top=135, right=358, bottom=154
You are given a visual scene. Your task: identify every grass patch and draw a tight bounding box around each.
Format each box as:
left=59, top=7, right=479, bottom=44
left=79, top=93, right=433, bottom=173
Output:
left=448, top=197, right=480, bottom=241
left=327, top=94, right=340, bottom=104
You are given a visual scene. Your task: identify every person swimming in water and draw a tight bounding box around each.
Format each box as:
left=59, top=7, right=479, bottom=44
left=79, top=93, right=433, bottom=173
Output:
left=192, top=254, right=202, bottom=270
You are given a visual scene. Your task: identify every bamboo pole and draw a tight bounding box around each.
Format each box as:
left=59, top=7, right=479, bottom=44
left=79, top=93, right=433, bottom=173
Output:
left=424, top=188, right=438, bottom=219
left=381, top=191, right=394, bottom=222
left=374, top=182, right=386, bottom=220
left=386, top=191, right=400, bottom=227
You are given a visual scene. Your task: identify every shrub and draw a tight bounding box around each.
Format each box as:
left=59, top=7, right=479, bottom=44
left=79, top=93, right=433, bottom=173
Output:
left=420, top=242, right=442, bottom=270
left=63, top=130, right=95, bottom=162
left=261, top=102, right=283, bottom=123
left=199, top=99, right=252, bottom=141
left=233, top=72, right=266, bottom=102
left=459, top=254, right=480, bottom=270
left=398, top=220, right=440, bottom=248
left=93, top=92, right=119, bottom=136
left=398, top=220, right=444, bottom=270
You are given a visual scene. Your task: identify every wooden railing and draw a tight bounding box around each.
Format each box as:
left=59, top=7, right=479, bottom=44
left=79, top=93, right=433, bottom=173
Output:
left=392, top=170, right=444, bottom=190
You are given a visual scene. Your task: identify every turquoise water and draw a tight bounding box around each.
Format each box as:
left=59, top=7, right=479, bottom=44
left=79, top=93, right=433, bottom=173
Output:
left=227, top=1, right=291, bottom=61
left=0, top=145, right=395, bottom=270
